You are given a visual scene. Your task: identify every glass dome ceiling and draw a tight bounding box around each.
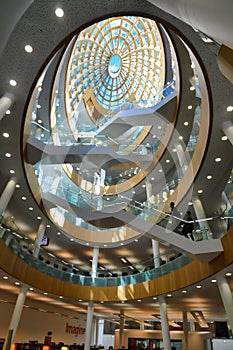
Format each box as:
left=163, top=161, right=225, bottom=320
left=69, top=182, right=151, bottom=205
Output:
left=66, top=16, right=165, bottom=115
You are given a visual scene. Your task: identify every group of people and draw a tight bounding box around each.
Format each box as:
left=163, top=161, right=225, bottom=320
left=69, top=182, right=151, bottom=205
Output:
left=169, top=202, right=194, bottom=240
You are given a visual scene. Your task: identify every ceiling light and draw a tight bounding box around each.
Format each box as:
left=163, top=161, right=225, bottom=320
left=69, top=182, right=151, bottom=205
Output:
left=134, top=239, right=138, bottom=242
left=3, top=276, right=8, bottom=280
left=37, top=216, right=41, bottom=220
left=46, top=224, right=50, bottom=228
left=151, top=177, right=155, bottom=181
left=3, top=132, right=9, bottom=138
left=100, top=301, right=104, bottom=304
left=104, top=244, right=107, bottom=247
left=70, top=238, right=74, bottom=241
left=132, top=191, right=135, bottom=194
left=153, top=297, right=157, bottom=300
left=120, top=243, right=124, bottom=246
left=196, top=285, right=202, bottom=288
left=5, top=152, right=11, bottom=157
left=197, top=189, right=203, bottom=194
left=137, top=299, right=142, bottom=302
left=43, top=292, right=48, bottom=295
left=226, top=105, right=233, bottom=112
left=206, top=175, right=212, bottom=179
left=188, top=202, right=193, bottom=205
left=55, top=8, right=64, bottom=17
left=38, top=86, right=42, bottom=92
left=6, top=110, right=11, bottom=115
left=37, top=105, right=41, bottom=109
left=184, top=121, right=189, bottom=126
left=9, top=79, right=17, bottom=86
left=187, top=105, right=193, bottom=110
left=166, top=159, right=170, bottom=163
left=159, top=169, right=163, bottom=173
left=25, top=45, right=33, bottom=53
left=221, top=135, right=228, bottom=141
left=215, top=157, right=222, bottom=162
left=29, top=207, right=33, bottom=211
left=21, top=196, right=26, bottom=200
left=9, top=170, right=15, bottom=174
left=38, top=119, right=42, bottom=123
left=190, top=86, right=195, bottom=91
left=182, top=290, right=187, bottom=293
left=59, top=296, right=63, bottom=299
left=178, top=135, right=183, bottom=140
left=225, top=272, right=232, bottom=277
left=121, top=257, right=128, bottom=263
left=191, top=63, right=195, bottom=69
left=172, top=148, right=176, bottom=152
left=78, top=299, right=83, bottom=302
left=16, top=184, right=20, bottom=188
left=211, top=279, right=217, bottom=283
left=57, top=232, right=61, bottom=235
left=15, top=281, right=20, bottom=285
left=29, top=287, right=34, bottom=291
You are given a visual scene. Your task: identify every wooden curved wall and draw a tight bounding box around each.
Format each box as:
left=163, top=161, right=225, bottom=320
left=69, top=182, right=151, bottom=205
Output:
left=0, top=226, right=232, bottom=301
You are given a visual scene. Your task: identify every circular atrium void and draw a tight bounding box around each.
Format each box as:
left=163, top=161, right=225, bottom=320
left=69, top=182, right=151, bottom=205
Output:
left=24, top=15, right=210, bottom=248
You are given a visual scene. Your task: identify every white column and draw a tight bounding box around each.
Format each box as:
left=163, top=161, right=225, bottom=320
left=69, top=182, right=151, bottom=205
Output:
left=216, top=275, right=233, bottom=332
left=152, top=239, right=160, bottom=268
left=92, top=247, right=99, bottom=278
left=96, top=318, right=104, bottom=346
left=4, top=284, right=28, bottom=350
left=34, top=222, right=46, bottom=257
left=192, top=196, right=212, bottom=239
left=84, top=301, right=94, bottom=350
left=119, top=310, right=125, bottom=349
left=146, top=0, right=233, bottom=51
left=146, top=181, right=153, bottom=207
left=0, top=93, right=15, bottom=121
left=222, top=121, right=233, bottom=146
left=175, top=143, right=188, bottom=174
left=182, top=311, right=189, bottom=350
left=0, top=178, right=17, bottom=216
left=158, top=296, right=172, bottom=350
left=91, top=316, right=97, bottom=346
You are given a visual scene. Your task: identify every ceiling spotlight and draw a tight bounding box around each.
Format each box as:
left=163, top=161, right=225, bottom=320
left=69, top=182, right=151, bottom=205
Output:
left=215, top=157, right=222, bottom=162
left=182, top=290, right=187, bottom=293
left=3, top=132, right=9, bottom=138
left=9, top=170, right=15, bottom=174
left=55, top=8, right=64, bottom=17
left=187, top=105, right=193, bottom=110
left=9, top=79, right=17, bottom=86
left=211, top=279, right=217, bottom=283
left=206, top=175, right=212, bottom=180
left=25, top=45, right=33, bottom=53
left=5, top=152, right=11, bottom=157
left=184, top=121, right=189, bottom=126
left=196, top=285, right=202, bottom=289
left=225, top=272, right=232, bottom=277
left=197, top=189, right=203, bottom=194
left=6, top=110, right=11, bottom=115
left=221, top=136, right=228, bottom=141
left=190, top=86, right=195, bottom=91
left=226, top=105, right=233, bottom=112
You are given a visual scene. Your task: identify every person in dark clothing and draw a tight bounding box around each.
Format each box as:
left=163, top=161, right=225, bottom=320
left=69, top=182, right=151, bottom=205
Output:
left=169, top=201, right=181, bottom=232
left=182, top=211, right=194, bottom=239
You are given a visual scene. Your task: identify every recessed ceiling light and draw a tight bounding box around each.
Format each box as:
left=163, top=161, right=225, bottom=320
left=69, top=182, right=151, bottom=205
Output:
left=167, top=294, right=172, bottom=297
left=196, top=285, right=202, bottom=288
left=3, top=132, right=9, bottom=138
left=134, top=239, right=138, bottom=242
left=104, top=244, right=107, bottom=247
left=46, top=224, right=50, bottom=228
left=225, top=272, right=232, bottom=277
left=182, top=290, right=187, bottom=293
left=38, top=86, right=42, bottom=92
left=153, top=297, right=157, bottom=300
left=158, top=126, right=162, bottom=130
left=37, top=105, right=41, bottom=109
left=100, top=301, right=104, bottom=303
left=188, top=202, right=193, bottom=205
left=16, top=184, right=20, bottom=188
left=6, top=110, right=11, bottom=115
left=142, top=184, right=146, bottom=188
left=9, top=80, right=17, bottom=86
left=166, top=159, right=170, bottom=163
left=29, top=287, right=34, bottom=291
left=206, top=175, right=212, bottom=180
left=37, top=216, right=41, bottom=220
left=184, top=121, right=189, bottom=126
left=55, top=8, right=64, bottom=17
left=215, top=157, right=222, bottom=162
left=3, top=276, right=8, bottom=280
left=86, top=243, right=89, bottom=245
left=151, top=177, right=155, bottom=181
left=172, top=148, right=176, bottom=152
left=132, top=191, right=135, bottom=194
left=187, top=105, right=193, bottom=110
left=29, top=207, right=33, bottom=211
left=211, top=279, right=217, bottom=283
left=5, top=153, right=11, bottom=157
left=25, top=45, right=33, bottom=53
left=43, top=292, right=48, bottom=295
left=21, top=196, right=27, bottom=200
left=78, top=299, right=83, bottom=302
left=221, top=136, right=228, bottom=141
left=178, top=135, right=183, bottom=140
left=57, top=232, right=61, bottom=235
left=9, top=170, right=15, bottom=174
left=38, top=119, right=42, bottom=123
left=159, top=169, right=163, bottom=173
left=70, top=238, right=74, bottom=241
left=15, top=281, right=20, bottom=285
left=197, top=189, right=203, bottom=194
left=137, top=299, right=142, bottom=302
left=190, top=86, right=195, bottom=91
left=226, top=105, right=233, bottom=112
left=152, top=135, right=156, bottom=138
left=59, top=296, right=63, bottom=299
